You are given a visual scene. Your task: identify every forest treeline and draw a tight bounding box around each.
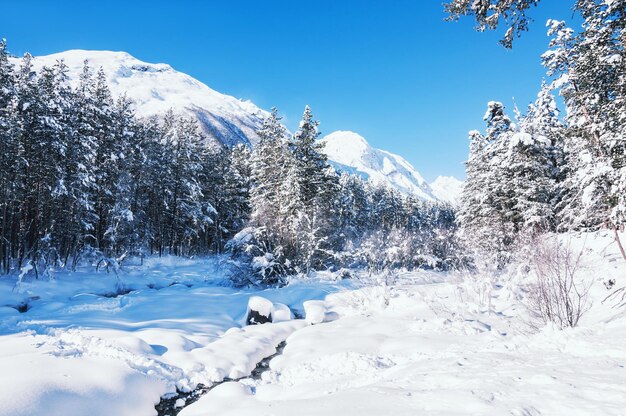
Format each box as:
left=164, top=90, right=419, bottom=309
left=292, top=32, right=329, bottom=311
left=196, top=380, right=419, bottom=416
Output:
left=0, top=41, right=457, bottom=281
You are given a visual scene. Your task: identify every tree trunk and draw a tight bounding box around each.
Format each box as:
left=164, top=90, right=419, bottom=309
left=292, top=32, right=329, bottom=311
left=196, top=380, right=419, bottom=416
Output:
left=614, top=225, right=626, bottom=262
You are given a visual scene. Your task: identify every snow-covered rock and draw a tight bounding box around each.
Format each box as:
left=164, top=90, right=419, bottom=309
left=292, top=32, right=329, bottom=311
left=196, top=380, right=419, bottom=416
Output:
left=429, top=175, right=465, bottom=205
left=303, top=300, right=338, bottom=324
left=303, top=300, right=327, bottom=324
left=21, top=50, right=269, bottom=148
left=320, top=131, right=437, bottom=201
left=246, top=296, right=273, bottom=325
left=271, top=303, right=293, bottom=323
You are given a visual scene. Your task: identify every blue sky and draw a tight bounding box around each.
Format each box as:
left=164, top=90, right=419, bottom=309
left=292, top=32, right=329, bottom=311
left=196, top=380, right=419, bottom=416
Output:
left=1, top=0, right=575, bottom=181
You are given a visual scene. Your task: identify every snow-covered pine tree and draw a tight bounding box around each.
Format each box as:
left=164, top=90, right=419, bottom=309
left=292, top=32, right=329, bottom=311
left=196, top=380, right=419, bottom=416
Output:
left=89, top=67, right=119, bottom=256
left=162, top=114, right=208, bottom=255
left=140, top=115, right=172, bottom=256
left=104, top=95, right=144, bottom=258
left=542, top=15, right=623, bottom=232
left=227, top=108, right=297, bottom=283
left=66, top=61, right=100, bottom=262
left=287, top=106, right=337, bottom=273
left=207, top=145, right=250, bottom=254
left=513, top=82, right=564, bottom=232
left=34, top=61, right=79, bottom=272
left=223, top=144, right=252, bottom=240
left=12, top=53, right=44, bottom=271
left=459, top=102, right=517, bottom=268
left=249, top=107, right=290, bottom=239
left=0, top=39, right=17, bottom=273
left=336, top=173, right=370, bottom=245
left=444, top=0, right=542, bottom=48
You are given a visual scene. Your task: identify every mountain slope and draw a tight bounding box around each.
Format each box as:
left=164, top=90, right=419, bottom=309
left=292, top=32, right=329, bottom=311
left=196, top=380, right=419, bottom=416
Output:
left=24, top=50, right=268, bottom=147
left=20, top=50, right=460, bottom=202
left=320, top=131, right=437, bottom=201
left=429, top=176, right=465, bottom=205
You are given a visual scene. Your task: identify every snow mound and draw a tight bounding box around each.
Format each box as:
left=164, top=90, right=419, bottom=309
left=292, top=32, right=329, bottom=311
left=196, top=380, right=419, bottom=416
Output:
left=320, top=131, right=437, bottom=201
left=271, top=303, right=293, bottom=323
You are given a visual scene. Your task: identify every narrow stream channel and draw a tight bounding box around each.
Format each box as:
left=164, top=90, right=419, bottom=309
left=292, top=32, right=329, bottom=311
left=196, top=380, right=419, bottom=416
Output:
left=155, top=341, right=287, bottom=416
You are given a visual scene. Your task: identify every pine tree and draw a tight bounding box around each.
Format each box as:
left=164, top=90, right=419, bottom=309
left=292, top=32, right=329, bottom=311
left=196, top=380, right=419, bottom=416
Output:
left=288, top=106, right=337, bottom=273
left=459, top=103, right=517, bottom=267
left=13, top=53, right=42, bottom=271
left=207, top=145, right=251, bottom=253
left=0, top=39, right=17, bottom=273
left=163, top=114, right=208, bottom=255
left=336, top=173, right=370, bottom=243
left=444, top=0, right=542, bottom=48
left=514, top=82, right=563, bottom=231
left=249, top=108, right=290, bottom=238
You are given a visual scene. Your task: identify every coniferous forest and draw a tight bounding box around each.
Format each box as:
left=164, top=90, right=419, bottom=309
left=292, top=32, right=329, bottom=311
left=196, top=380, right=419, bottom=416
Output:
left=451, top=0, right=626, bottom=267
left=0, top=42, right=457, bottom=281
left=2, top=0, right=626, bottom=283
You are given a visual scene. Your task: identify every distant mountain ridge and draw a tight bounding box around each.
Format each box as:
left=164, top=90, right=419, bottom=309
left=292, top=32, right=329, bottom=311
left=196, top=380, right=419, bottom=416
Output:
left=320, top=131, right=438, bottom=201
left=22, top=50, right=268, bottom=148
left=21, top=50, right=463, bottom=202
left=429, top=176, right=465, bottom=205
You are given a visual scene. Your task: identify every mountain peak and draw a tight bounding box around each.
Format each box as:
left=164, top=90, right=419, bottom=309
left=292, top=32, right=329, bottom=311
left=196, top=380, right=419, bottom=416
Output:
left=324, top=130, right=369, bottom=147
left=321, top=131, right=371, bottom=163
left=20, top=49, right=268, bottom=148
left=429, top=176, right=465, bottom=205
left=321, top=130, right=436, bottom=201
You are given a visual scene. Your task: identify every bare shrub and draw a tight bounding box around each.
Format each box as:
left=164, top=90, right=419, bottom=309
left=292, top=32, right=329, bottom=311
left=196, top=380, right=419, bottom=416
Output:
left=526, top=237, right=590, bottom=328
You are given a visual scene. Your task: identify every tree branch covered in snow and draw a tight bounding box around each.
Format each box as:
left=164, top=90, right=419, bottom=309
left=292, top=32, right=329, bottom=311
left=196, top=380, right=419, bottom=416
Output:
left=444, top=0, right=542, bottom=48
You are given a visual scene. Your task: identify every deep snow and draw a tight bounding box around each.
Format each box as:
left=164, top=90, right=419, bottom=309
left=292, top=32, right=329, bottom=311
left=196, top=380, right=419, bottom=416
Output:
left=1, top=231, right=625, bottom=416
left=183, top=231, right=626, bottom=415
left=0, top=257, right=357, bottom=416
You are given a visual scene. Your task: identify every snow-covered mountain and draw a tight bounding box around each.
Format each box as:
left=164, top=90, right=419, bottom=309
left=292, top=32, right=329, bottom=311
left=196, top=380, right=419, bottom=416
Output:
left=22, top=50, right=461, bottom=202
left=429, top=176, right=465, bottom=205
left=320, top=131, right=438, bottom=201
left=24, top=50, right=268, bottom=147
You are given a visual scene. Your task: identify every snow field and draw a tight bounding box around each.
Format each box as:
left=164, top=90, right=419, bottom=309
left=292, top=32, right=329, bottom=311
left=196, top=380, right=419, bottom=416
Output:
left=1, top=232, right=625, bottom=415
left=0, top=258, right=357, bottom=416
left=183, top=232, right=626, bottom=415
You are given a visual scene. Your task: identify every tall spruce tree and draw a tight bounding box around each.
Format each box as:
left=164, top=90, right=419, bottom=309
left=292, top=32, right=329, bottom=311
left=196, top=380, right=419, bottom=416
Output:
left=0, top=40, right=17, bottom=273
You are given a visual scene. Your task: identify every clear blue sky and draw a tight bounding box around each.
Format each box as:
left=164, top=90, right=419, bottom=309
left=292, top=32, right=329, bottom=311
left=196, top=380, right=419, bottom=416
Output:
left=1, top=0, right=576, bottom=181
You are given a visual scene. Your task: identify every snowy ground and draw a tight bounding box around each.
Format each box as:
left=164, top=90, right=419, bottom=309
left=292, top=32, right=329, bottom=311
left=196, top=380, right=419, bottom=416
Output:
left=2, top=232, right=626, bottom=416
left=0, top=257, right=357, bottom=416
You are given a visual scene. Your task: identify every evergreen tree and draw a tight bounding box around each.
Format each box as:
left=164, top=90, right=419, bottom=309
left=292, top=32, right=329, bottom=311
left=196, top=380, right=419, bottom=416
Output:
left=288, top=106, right=337, bottom=273
left=249, top=108, right=290, bottom=240
left=0, top=39, right=17, bottom=273
left=459, top=103, right=517, bottom=267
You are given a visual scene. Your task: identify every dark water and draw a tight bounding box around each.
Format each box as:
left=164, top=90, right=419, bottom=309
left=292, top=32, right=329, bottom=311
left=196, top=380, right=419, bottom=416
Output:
left=155, top=341, right=287, bottom=416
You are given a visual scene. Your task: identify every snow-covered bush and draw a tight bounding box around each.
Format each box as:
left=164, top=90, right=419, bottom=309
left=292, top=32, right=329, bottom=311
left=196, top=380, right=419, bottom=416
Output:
left=525, top=237, right=590, bottom=328
left=226, top=227, right=293, bottom=286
